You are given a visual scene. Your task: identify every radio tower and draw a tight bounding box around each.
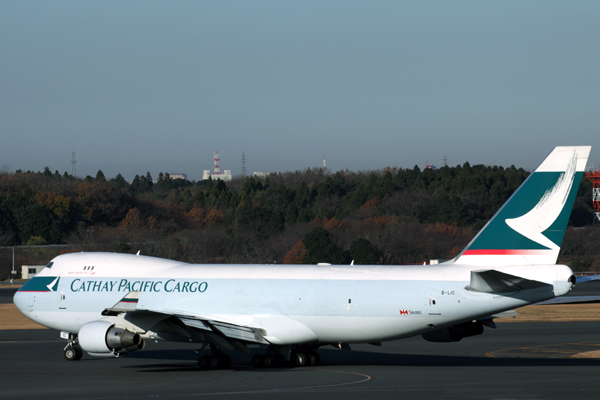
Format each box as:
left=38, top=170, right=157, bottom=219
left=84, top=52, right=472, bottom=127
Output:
left=585, top=166, right=600, bottom=225
left=71, top=152, right=76, bottom=177
left=213, top=151, right=221, bottom=175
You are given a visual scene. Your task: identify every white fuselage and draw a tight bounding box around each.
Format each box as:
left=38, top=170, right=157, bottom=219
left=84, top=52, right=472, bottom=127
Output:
left=13, top=252, right=573, bottom=346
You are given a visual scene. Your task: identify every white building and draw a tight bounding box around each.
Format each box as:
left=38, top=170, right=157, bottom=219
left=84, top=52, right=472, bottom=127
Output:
left=168, top=173, right=188, bottom=180
left=203, top=170, right=232, bottom=181
left=21, top=265, right=45, bottom=279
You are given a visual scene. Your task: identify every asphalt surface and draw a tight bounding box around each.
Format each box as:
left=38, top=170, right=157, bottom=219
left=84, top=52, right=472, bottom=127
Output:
left=1, top=323, right=600, bottom=399
left=0, top=287, right=18, bottom=304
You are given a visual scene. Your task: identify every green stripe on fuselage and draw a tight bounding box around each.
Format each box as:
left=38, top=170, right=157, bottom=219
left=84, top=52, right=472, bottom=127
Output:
left=468, top=171, right=582, bottom=250
left=18, top=276, right=59, bottom=292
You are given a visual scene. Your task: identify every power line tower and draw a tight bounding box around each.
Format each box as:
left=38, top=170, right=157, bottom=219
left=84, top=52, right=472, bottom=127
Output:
left=585, top=166, right=600, bottom=225
left=241, top=152, right=246, bottom=177
left=71, top=152, right=76, bottom=177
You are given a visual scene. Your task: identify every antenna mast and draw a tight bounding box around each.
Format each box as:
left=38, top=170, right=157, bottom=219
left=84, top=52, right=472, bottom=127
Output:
left=71, top=152, right=76, bottom=177
left=241, top=152, right=246, bottom=177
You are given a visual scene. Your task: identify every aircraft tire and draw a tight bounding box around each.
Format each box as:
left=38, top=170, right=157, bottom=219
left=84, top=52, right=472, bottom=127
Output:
left=251, top=354, right=263, bottom=368
left=209, top=355, right=221, bottom=369
left=74, top=347, right=83, bottom=361
left=263, top=353, right=276, bottom=368
left=198, top=355, right=209, bottom=369
left=292, top=352, right=309, bottom=367
left=64, top=346, right=80, bottom=361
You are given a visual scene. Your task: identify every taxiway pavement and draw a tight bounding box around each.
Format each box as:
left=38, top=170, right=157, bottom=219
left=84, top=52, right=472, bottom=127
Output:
left=1, top=322, right=600, bottom=400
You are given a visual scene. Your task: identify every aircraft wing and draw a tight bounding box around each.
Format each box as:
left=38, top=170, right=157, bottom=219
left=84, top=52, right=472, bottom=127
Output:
left=102, top=292, right=271, bottom=350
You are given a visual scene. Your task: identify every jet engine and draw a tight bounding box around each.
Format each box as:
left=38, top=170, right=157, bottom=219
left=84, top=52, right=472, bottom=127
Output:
left=421, top=321, right=484, bottom=343
left=78, top=320, right=145, bottom=357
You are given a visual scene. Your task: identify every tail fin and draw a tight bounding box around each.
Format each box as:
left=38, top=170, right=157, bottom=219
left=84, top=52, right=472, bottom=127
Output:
left=452, top=146, right=591, bottom=267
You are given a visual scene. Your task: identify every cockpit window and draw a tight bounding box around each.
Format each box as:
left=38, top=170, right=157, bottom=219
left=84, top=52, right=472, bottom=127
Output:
left=46, top=261, right=54, bottom=269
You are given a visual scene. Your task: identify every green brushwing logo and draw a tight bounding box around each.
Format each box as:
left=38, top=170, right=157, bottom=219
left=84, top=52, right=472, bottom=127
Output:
left=467, top=157, right=581, bottom=251
left=18, top=276, right=61, bottom=292
left=504, top=152, right=577, bottom=251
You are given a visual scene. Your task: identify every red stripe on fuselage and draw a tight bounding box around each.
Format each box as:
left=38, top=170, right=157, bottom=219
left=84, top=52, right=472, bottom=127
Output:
left=17, top=290, right=52, bottom=292
left=463, top=249, right=550, bottom=255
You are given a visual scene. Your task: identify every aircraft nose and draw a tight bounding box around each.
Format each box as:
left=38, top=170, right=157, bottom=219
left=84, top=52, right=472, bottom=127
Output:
left=13, top=289, right=31, bottom=313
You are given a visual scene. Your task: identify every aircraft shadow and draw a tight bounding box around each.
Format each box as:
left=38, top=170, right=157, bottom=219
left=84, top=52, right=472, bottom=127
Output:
left=122, top=348, right=600, bottom=372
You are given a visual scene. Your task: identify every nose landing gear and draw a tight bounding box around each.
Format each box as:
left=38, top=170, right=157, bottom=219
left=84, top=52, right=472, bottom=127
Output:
left=62, top=332, right=83, bottom=361
left=64, top=345, right=83, bottom=361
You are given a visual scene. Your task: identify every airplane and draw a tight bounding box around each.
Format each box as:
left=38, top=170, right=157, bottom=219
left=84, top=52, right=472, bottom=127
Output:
left=13, top=146, right=592, bottom=369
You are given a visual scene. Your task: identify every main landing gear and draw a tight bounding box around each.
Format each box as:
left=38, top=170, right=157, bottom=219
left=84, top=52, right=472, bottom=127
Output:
left=251, top=346, right=320, bottom=368
left=197, top=345, right=321, bottom=369
left=197, top=344, right=232, bottom=369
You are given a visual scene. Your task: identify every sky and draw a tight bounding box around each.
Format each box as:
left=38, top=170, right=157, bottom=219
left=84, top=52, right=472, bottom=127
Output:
left=1, top=1, right=599, bottom=181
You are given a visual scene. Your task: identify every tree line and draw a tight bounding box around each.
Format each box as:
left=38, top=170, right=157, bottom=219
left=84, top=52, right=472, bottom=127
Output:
left=0, top=162, right=598, bottom=279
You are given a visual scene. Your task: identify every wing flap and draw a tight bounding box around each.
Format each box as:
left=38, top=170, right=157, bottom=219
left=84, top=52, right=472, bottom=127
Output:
left=208, top=320, right=269, bottom=344
left=158, top=310, right=270, bottom=345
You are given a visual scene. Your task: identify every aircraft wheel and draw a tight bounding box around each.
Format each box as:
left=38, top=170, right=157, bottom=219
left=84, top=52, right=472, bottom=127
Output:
left=263, top=353, right=276, bottom=368
left=209, top=354, right=221, bottom=369
left=292, top=352, right=309, bottom=367
left=64, top=346, right=80, bottom=361
left=251, top=353, right=263, bottom=368
left=198, top=355, right=209, bottom=369
left=74, top=347, right=83, bottom=361
left=309, top=351, right=320, bottom=366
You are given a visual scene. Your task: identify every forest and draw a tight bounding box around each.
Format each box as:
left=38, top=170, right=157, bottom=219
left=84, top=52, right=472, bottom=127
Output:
left=1, top=161, right=598, bottom=280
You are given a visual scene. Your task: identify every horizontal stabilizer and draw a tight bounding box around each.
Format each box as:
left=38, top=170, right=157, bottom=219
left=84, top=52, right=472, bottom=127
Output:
left=466, top=270, right=551, bottom=293
left=535, top=295, right=600, bottom=305
left=575, top=274, right=600, bottom=283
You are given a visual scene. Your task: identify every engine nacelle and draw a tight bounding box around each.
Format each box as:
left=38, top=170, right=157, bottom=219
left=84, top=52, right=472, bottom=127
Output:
left=421, top=321, right=484, bottom=343
left=78, top=320, right=145, bottom=356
